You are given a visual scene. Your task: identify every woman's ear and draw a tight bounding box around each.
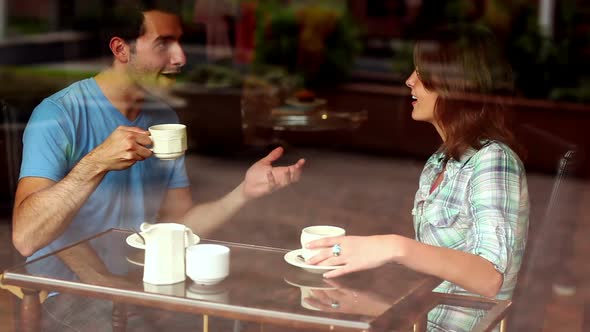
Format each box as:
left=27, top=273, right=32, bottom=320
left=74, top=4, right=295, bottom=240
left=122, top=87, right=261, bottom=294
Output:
left=109, top=37, right=131, bottom=63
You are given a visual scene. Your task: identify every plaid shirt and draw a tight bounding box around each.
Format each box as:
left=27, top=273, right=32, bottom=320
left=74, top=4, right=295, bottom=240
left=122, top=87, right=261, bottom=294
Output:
left=412, top=141, right=529, bottom=332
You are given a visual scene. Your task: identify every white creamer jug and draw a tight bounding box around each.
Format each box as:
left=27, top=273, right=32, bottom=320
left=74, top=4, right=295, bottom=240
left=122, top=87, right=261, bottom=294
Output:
left=141, top=222, right=195, bottom=285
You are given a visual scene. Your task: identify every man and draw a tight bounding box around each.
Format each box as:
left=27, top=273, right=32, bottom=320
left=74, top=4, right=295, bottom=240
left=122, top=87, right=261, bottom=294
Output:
left=12, top=4, right=305, bottom=261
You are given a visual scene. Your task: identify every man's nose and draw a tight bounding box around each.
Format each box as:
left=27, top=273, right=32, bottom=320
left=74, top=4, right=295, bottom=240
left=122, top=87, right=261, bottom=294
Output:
left=171, top=43, right=186, bottom=68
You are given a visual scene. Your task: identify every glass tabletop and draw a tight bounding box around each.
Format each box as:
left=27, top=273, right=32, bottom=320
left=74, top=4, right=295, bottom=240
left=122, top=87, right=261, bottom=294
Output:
left=3, top=229, right=442, bottom=331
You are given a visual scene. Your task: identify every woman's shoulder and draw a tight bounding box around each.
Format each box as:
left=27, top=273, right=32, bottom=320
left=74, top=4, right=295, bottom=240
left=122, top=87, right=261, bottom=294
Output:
left=471, top=141, right=525, bottom=170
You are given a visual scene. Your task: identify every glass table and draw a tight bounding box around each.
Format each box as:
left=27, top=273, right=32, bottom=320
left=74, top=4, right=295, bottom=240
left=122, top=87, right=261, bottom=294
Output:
left=2, top=229, right=510, bottom=331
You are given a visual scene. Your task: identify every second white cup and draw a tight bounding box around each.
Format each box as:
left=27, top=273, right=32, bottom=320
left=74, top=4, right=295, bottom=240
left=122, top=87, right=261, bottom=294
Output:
left=186, top=244, right=230, bottom=286
left=149, top=124, right=187, bottom=160
left=300, top=226, right=346, bottom=262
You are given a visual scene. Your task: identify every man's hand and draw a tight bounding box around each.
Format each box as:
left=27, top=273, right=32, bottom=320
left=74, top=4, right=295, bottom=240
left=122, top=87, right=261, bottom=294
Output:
left=242, top=147, right=305, bottom=200
left=177, top=147, right=304, bottom=237
left=86, top=126, right=153, bottom=171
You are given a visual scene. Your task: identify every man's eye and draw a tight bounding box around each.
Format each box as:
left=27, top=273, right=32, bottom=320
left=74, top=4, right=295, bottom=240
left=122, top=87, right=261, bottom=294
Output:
left=155, top=42, right=168, bottom=50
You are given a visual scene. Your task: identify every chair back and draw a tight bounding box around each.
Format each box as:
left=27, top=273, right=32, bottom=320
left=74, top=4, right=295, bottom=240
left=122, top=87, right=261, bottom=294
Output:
left=1, top=100, right=22, bottom=213
left=507, top=124, right=581, bottom=331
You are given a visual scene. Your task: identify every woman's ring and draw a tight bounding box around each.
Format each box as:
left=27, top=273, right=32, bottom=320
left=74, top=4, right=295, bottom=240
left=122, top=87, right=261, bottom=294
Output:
left=332, top=244, right=342, bottom=257
left=330, top=300, right=340, bottom=309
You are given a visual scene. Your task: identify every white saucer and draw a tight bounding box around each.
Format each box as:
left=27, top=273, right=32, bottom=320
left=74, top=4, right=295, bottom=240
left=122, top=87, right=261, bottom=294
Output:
left=126, top=233, right=200, bottom=250
left=283, top=249, right=343, bottom=274
left=126, top=256, right=144, bottom=266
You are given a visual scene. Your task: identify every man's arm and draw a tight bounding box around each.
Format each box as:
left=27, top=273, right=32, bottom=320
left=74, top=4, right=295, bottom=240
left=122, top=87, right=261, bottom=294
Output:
left=157, top=187, right=193, bottom=222
left=13, top=126, right=153, bottom=257
left=178, top=184, right=247, bottom=237
left=158, top=186, right=244, bottom=237
left=158, top=147, right=305, bottom=237
left=56, top=243, right=137, bottom=289
left=13, top=162, right=105, bottom=257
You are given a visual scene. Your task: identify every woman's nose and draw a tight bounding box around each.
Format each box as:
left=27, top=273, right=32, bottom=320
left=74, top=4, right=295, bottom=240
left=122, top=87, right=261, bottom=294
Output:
left=405, top=71, right=416, bottom=88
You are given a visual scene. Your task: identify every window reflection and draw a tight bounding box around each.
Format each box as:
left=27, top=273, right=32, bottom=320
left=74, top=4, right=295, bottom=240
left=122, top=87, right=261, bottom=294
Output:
left=1, top=1, right=589, bottom=331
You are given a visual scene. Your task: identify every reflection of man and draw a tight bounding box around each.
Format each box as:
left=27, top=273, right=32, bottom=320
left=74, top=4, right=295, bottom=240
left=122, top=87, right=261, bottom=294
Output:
left=12, top=2, right=304, bottom=262
left=31, top=235, right=202, bottom=331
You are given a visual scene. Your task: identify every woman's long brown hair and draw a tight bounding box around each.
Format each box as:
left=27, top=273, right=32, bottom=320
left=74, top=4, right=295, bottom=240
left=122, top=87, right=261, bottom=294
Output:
left=414, top=25, right=524, bottom=161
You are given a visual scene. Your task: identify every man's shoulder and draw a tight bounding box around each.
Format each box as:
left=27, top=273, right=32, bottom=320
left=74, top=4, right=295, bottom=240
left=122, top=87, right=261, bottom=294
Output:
left=44, top=78, right=95, bottom=105
left=32, top=78, right=98, bottom=119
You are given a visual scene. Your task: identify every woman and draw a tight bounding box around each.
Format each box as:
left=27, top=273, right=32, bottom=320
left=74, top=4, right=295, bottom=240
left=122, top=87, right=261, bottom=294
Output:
left=307, top=26, right=529, bottom=331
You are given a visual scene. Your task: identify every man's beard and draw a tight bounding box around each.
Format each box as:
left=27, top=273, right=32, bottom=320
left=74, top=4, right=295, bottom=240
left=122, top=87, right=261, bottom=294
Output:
left=128, top=57, right=176, bottom=92
left=130, top=68, right=185, bottom=107
left=126, top=56, right=181, bottom=106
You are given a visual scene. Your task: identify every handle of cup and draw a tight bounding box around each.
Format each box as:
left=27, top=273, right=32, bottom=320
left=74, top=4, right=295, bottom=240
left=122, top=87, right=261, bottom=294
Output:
left=140, top=222, right=153, bottom=232
left=184, top=227, right=195, bottom=247
left=148, top=134, right=154, bottom=152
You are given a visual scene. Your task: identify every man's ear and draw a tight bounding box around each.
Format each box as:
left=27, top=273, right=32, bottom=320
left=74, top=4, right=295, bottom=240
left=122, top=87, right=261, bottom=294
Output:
left=109, top=37, right=131, bottom=63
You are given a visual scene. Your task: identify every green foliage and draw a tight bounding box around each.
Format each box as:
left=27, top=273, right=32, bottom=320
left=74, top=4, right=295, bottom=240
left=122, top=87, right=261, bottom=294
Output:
left=0, top=66, right=95, bottom=98
left=506, top=0, right=589, bottom=101
left=444, top=0, right=477, bottom=22
left=550, top=80, right=590, bottom=103
left=185, top=62, right=302, bottom=93
left=187, top=64, right=244, bottom=89
left=253, top=2, right=361, bottom=88
left=7, top=17, right=50, bottom=36
left=430, top=0, right=589, bottom=102
left=253, top=7, right=300, bottom=73
left=248, top=64, right=303, bottom=92
left=391, top=41, right=415, bottom=76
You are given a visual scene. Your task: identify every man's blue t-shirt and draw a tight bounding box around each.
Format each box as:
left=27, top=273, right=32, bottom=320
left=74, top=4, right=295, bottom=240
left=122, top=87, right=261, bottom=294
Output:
left=20, top=78, right=190, bottom=260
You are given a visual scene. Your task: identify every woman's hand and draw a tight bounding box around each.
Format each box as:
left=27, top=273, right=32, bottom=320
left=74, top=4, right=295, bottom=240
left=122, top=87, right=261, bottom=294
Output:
left=304, top=281, right=391, bottom=316
left=305, top=235, right=407, bottom=278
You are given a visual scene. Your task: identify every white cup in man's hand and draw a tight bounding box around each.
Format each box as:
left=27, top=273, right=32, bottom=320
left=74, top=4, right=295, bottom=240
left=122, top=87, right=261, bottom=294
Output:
left=148, top=124, right=187, bottom=160
left=300, top=226, right=345, bottom=261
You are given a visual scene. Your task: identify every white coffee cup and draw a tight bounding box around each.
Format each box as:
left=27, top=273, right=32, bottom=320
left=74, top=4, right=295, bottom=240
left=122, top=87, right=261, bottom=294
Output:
left=186, top=244, right=230, bottom=286
left=300, top=226, right=346, bottom=261
left=148, top=124, right=187, bottom=160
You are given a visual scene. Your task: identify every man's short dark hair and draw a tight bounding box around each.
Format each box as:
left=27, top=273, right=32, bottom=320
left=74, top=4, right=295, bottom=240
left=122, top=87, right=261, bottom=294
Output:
left=100, top=0, right=181, bottom=50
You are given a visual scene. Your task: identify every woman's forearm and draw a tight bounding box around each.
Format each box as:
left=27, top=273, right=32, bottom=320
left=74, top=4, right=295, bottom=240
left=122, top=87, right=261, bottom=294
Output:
left=392, top=235, right=503, bottom=298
